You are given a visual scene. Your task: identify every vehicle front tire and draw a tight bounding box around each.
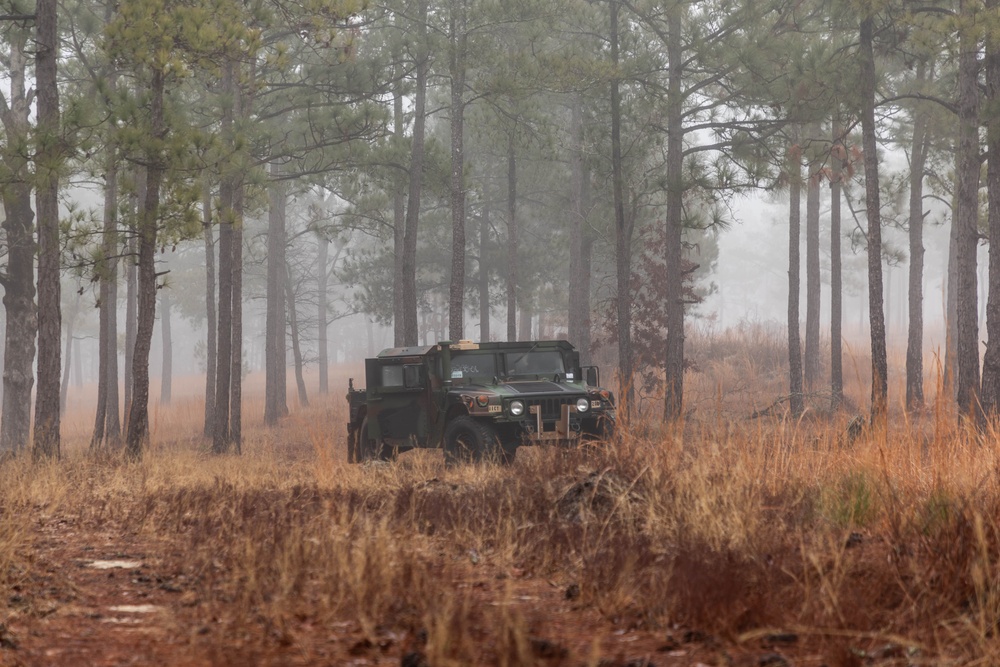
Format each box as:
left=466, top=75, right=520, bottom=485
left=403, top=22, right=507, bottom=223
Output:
left=582, top=414, right=616, bottom=442
left=443, top=416, right=502, bottom=465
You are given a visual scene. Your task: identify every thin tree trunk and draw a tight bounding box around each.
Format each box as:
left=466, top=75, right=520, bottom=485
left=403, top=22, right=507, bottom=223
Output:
left=519, top=302, right=532, bottom=341
left=830, top=119, right=844, bottom=409
left=34, top=0, right=62, bottom=459
left=568, top=98, right=594, bottom=363
left=479, top=196, right=490, bottom=342
left=73, top=337, right=82, bottom=388
left=804, top=123, right=822, bottom=392
left=231, top=173, right=244, bottom=452
left=285, top=266, right=309, bottom=407
left=213, top=62, right=235, bottom=453
left=203, top=179, right=216, bottom=436
left=401, top=0, right=429, bottom=347
left=788, top=133, right=804, bottom=417
left=93, top=6, right=121, bottom=449
left=448, top=0, right=468, bottom=341
left=906, top=63, right=930, bottom=412
left=392, top=41, right=406, bottom=347
left=956, top=5, right=982, bottom=419
left=317, top=232, right=329, bottom=394
left=946, top=208, right=959, bottom=393
left=982, top=19, right=1000, bottom=416
left=0, top=30, right=37, bottom=455
left=60, top=315, right=74, bottom=414
left=507, top=130, right=519, bottom=342
left=125, top=67, right=165, bottom=458
left=160, top=291, right=172, bottom=405
left=264, top=163, right=288, bottom=425
left=611, top=0, right=634, bottom=416
left=125, top=171, right=143, bottom=426
left=860, top=17, right=889, bottom=422
left=664, top=6, right=685, bottom=422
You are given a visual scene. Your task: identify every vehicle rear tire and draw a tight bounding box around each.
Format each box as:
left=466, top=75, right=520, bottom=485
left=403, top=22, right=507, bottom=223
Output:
left=358, top=417, right=395, bottom=462
left=443, top=416, right=502, bottom=465
left=347, top=426, right=359, bottom=463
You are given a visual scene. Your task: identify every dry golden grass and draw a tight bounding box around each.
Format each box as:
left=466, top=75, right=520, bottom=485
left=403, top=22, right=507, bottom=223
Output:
left=3, top=337, right=1000, bottom=664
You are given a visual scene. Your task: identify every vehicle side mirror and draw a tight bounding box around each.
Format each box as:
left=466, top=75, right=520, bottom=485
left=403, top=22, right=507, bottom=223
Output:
left=404, top=364, right=424, bottom=389
left=586, top=367, right=599, bottom=387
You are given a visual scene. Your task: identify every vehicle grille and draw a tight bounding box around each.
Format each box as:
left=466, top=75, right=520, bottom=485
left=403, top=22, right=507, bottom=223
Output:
left=526, top=397, right=578, bottom=420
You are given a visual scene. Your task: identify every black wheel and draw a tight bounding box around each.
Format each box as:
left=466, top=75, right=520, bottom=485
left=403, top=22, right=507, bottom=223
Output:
left=347, top=425, right=359, bottom=463
left=443, top=416, right=502, bottom=465
left=358, top=417, right=395, bottom=462
left=499, top=439, right=519, bottom=465
left=497, top=436, right=521, bottom=466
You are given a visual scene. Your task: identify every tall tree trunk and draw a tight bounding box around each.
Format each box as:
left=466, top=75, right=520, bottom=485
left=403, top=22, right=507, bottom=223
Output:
left=285, top=267, right=309, bottom=407
left=906, top=63, right=930, bottom=412
left=94, top=140, right=121, bottom=448
left=611, top=0, right=634, bottom=415
left=946, top=209, right=959, bottom=393
left=479, top=197, right=491, bottom=342
left=264, top=163, right=288, bottom=425
left=73, top=337, right=82, bottom=388
left=506, top=130, right=519, bottom=342
left=93, top=8, right=121, bottom=449
left=860, top=16, right=889, bottom=422
left=448, top=0, right=468, bottom=341
left=519, top=301, right=532, bottom=341
left=125, top=67, right=164, bottom=458
left=125, top=170, right=144, bottom=426
left=955, top=6, right=982, bottom=420
left=568, top=98, right=594, bottom=363
left=60, top=311, right=74, bottom=413
left=160, top=291, right=172, bottom=405
left=982, top=21, right=1000, bottom=416
left=231, top=173, right=244, bottom=452
left=804, top=123, right=822, bottom=392
left=392, top=42, right=406, bottom=347
left=663, top=6, right=685, bottom=422
left=401, top=0, right=429, bottom=347
left=213, top=62, right=236, bottom=453
left=830, top=119, right=844, bottom=409
left=317, top=232, right=329, bottom=394
left=0, top=30, right=37, bottom=455
left=34, top=0, right=62, bottom=459
left=788, top=134, right=804, bottom=417
left=203, top=179, right=216, bottom=436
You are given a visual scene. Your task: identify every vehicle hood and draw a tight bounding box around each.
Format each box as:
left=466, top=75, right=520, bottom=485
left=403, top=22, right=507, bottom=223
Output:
left=456, top=380, right=588, bottom=397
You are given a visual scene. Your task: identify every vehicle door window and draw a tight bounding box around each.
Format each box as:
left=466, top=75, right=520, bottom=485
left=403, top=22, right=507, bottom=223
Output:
left=381, top=365, right=404, bottom=387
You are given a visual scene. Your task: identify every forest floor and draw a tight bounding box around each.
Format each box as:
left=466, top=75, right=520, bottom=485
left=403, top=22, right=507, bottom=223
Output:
left=0, top=357, right=996, bottom=666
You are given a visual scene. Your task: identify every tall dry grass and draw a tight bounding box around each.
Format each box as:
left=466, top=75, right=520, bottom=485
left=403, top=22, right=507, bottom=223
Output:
left=1, top=331, right=1000, bottom=663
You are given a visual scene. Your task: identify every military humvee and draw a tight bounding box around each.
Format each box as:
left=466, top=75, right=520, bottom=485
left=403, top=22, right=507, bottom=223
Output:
left=346, top=339, right=616, bottom=464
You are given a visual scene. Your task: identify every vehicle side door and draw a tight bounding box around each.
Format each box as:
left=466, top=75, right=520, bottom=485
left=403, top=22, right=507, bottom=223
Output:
left=373, top=358, right=430, bottom=446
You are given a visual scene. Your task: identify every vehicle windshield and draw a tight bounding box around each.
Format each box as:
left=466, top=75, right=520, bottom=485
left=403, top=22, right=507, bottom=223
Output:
left=450, top=351, right=498, bottom=380
left=504, top=350, right=566, bottom=376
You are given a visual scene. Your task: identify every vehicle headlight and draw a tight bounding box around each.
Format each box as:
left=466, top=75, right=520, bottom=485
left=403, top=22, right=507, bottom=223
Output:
left=509, top=400, right=525, bottom=416
left=576, top=398, right=590, bottom=413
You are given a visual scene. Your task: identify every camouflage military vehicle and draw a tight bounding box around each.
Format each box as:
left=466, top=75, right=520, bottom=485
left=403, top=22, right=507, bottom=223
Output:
left=346, top=340, right=616, bottom=464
